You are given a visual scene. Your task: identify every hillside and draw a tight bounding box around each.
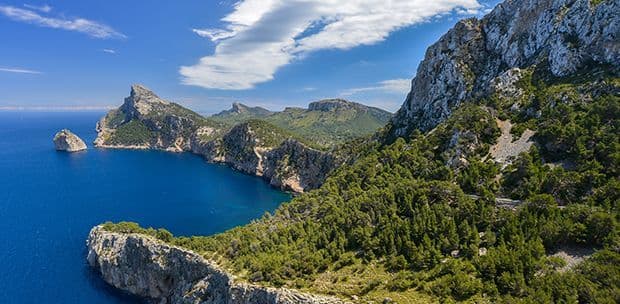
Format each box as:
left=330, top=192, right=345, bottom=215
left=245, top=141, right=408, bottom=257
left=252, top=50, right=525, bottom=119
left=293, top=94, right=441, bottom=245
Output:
left=94, top=0, right=619, bottom=303
left=212, top=99, right=393, bottom=147
left=211, top=102, right=273, bottom=123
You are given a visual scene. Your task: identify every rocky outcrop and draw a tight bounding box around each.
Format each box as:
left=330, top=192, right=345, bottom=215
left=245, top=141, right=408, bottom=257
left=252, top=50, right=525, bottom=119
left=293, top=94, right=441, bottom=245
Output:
left=95, top=84, right=205, bottom=152
left=87, top=226, right=346, bottom=304
left=191, top=122, right=337, bottom=192
left=96, top=85, right=337, bottom=192
left=391, top=0, right=620, bottom=135
left=264, top=140, right=336, bottom=192
left=53, top=129, right=87, bottom=152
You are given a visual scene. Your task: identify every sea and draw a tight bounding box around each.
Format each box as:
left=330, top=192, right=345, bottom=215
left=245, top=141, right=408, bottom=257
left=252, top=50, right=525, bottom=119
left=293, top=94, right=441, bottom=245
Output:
left=0, top=111, right=292, bottom=303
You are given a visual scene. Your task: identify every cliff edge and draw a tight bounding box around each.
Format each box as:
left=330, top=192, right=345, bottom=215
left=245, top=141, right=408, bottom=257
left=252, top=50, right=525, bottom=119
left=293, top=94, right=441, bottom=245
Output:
left=87, top=226, right=346, bottom=304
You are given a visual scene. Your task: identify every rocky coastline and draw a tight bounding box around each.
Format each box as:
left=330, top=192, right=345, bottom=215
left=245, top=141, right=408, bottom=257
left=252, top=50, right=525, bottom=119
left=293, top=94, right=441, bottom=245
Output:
left=93, top=85, right=337, bottom=193
left=87, top=226, right=347, bottom=304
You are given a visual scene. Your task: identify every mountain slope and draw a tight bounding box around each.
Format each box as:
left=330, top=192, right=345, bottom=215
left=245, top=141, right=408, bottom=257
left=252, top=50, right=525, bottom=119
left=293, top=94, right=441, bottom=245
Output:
left=94, top=0, right=619, bottom=303
left=211, top=102, right=273, bottom=124
left=212, top=99, right=393, bottom=147
left=389, top=0, right=619, bottom=136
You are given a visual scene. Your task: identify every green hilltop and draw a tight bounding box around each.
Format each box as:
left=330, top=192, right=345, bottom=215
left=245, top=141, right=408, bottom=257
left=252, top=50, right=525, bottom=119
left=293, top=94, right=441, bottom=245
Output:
left=211, top=99, right=393, bottom=147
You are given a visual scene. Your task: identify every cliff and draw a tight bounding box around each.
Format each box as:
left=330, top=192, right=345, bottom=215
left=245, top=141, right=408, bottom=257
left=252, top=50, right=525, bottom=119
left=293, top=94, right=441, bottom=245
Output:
left=95, top=85, right=336, bottom=192
left=390, top=0, right=619, bottom=136
left=53, top=129, right=87, bottom=152
left=87, top=226, right=346, bottom=304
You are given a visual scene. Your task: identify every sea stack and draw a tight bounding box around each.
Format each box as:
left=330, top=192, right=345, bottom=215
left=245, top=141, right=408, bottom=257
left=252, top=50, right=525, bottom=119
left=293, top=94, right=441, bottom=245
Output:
left=53, top=129, right=87, bottom=152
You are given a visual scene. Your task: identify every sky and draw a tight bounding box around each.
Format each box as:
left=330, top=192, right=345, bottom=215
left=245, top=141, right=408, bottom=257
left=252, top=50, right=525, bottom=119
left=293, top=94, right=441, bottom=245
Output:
left=0, top=0, right=500, bottom=114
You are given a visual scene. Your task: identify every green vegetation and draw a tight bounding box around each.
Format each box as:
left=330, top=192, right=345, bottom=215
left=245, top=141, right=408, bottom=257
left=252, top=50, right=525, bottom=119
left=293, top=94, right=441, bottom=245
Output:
left=212, top=100, right=392, bottom=148
left=107, top=119, right=154, bottom=145
left=104, top=70, right=619, bottom=302
left=210, top=103, right=273, bottom=125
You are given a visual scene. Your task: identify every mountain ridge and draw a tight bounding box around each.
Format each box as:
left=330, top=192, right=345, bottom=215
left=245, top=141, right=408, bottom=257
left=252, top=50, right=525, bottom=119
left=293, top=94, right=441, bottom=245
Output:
left=211, top=98, right=393, bottom=147
left=390, top=0, right=619, bottom=136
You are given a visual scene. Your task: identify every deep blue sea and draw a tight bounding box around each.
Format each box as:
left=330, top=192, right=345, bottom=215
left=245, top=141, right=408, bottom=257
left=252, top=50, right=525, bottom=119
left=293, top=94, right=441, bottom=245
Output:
left=0, top=111, right=291, bottom=303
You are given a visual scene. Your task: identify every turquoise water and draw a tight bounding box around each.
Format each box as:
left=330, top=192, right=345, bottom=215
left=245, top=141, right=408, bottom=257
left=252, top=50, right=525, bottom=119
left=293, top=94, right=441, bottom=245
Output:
left=0, top=112, right=291, bottom=303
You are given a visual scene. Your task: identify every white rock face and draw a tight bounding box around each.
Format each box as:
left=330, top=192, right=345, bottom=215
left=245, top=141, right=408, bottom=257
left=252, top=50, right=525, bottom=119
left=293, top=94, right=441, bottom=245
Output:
left=87, top=226, right=347, bottom=304
left=391, top=0, right=620, bottom=135
left=53, top=129, right=87, bottom=152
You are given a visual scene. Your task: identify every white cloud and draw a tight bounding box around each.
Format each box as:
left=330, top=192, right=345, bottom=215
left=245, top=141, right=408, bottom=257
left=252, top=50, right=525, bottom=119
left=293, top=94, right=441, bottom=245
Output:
left=0, top=67, right=42, bottom=74
left=102, top=48, right=117, bottom=54
left=23, top=4, right=52, bottom=13
left=340, top=78, right=411, bottom=96
left=0, top=5, right=125, bottom=39
left=181, top=0, right=481, bottom=90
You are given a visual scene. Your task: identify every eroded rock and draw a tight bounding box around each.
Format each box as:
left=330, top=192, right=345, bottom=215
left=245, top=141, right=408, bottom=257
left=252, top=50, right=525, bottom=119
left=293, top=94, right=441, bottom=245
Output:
left=53, top=129, right=87, bottom=152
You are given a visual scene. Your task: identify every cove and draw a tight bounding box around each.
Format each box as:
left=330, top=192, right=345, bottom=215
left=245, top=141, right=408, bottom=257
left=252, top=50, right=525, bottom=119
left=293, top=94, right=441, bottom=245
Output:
left=0, top=111, right=291, bottom=303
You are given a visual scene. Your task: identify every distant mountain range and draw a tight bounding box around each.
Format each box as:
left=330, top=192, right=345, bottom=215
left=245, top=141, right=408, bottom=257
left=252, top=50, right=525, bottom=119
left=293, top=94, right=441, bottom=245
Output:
left=211, top=99, right=392, bottom=147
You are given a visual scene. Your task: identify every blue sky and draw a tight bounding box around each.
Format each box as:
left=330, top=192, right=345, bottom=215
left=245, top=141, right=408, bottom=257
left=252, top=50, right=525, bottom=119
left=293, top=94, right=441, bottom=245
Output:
left=0, top=0, right=499, bottom=114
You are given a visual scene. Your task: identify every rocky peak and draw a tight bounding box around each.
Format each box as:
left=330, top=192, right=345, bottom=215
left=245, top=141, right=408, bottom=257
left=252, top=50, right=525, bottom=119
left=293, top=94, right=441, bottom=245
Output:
left=122, top=84, right=170, bottom=117
left=391, top=0, right=619, bottom=136
left=308, top=99, right=355, bottom=112
left=214, top=102, right=273, bottom=117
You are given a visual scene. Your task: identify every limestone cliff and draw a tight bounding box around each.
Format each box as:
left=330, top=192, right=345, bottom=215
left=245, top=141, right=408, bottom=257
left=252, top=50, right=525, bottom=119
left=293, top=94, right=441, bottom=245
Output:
left=95, top=85, right=336, bottom=192
left=53, top=129, right=87, bottom=152
left=87, top=226, right=346, bottom=304
left=391, top=0, right=619, bottom=136
left=191, top=121, right=337, bottom=192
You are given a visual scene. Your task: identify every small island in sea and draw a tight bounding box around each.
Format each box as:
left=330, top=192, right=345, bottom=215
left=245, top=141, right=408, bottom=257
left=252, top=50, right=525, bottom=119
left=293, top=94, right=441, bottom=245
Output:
left=1, top=0, right=618, bottom=303
left=53, top=129, right=87, bottom=152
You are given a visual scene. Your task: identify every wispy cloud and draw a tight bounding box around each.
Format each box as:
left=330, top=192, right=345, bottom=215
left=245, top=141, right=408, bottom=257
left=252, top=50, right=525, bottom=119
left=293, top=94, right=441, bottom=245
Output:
left=0, top=5, right=125, bottom=39
left=102, top=48, right=117, bottom=54
left=23, top=3, right=52, bottom=13
left=181, top=0, right=481, bottom=90
left=0, top=67, right=42, bottom=74
left=340, top=78, right=411, bottom=96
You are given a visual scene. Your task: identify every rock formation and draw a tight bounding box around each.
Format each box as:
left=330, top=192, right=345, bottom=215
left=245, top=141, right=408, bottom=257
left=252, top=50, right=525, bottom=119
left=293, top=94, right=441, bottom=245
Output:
left=95, top=85, right=337, bottom=192
left=53, top=129, right=87, bottom=152
left=391, top=0, right=620, bottom=136
left=87, top=226, right=347, bottom=304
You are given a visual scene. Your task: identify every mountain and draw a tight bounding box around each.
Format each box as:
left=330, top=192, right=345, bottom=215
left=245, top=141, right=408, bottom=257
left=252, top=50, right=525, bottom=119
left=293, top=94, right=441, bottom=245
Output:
left=389, top=0, right=619, bottom=137
left=92, top=0, right=619, bottom=303
left=212, top=102, right=273, bottom=122
left=95, top=85, right=336, bottom=192
left=212, top=99, right=392, bottom=147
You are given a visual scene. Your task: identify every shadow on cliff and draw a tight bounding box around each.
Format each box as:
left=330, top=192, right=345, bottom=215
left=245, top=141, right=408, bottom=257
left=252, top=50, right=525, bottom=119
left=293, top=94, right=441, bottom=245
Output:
left=82, top=257, right=147, bottom=304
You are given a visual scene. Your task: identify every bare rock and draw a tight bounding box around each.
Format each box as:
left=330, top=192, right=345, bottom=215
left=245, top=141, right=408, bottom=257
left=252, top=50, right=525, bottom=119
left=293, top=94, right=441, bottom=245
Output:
left=53, top=129, right=87, bottom=152
left=391, top=0, right=620, bottom=136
